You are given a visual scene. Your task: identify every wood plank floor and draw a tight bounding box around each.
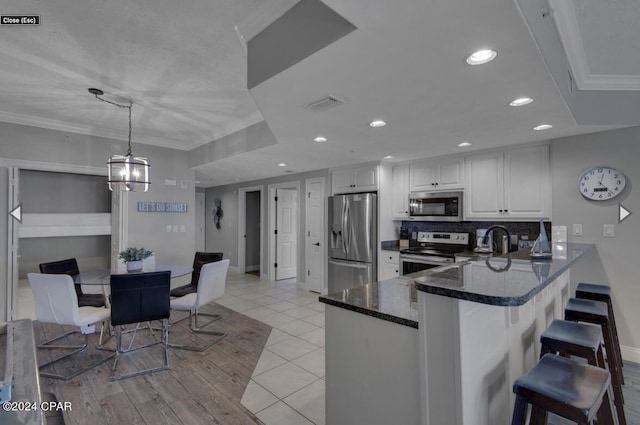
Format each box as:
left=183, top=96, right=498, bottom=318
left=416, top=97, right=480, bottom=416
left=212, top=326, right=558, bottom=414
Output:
left=35, top=303, right=272, bottom=425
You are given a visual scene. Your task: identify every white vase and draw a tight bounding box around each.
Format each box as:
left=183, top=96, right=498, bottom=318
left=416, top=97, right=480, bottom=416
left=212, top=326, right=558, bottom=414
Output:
left=127, top=260, right=143, bottom=273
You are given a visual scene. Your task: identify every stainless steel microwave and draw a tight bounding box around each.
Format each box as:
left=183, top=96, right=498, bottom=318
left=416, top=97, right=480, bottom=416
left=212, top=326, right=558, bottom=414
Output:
left=408, top=191, right=463, bottom=221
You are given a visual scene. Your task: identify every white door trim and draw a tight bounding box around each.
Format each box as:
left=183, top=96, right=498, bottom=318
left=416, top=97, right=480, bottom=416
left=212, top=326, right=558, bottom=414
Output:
left=0, top=158, right=107, bottom=175
left=238, top=185, right=263, bottom=275
left=6, top=167, right=19, bottom=321
left=268, top=180, right=300, bottom=282
left=304, top=177, right=326, bottom=293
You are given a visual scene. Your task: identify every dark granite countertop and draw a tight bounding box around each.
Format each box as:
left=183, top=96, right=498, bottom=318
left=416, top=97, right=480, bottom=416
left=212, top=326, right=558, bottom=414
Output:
left=321, top=243, right=595, bottom=327
left=414, top=243, right=595, bottom=306
left=320, top=277, right=419, bottom=328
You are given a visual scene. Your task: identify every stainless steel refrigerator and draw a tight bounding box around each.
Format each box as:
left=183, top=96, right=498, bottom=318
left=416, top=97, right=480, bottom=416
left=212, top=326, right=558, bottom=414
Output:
left=328, top=192, right=377, bottom=293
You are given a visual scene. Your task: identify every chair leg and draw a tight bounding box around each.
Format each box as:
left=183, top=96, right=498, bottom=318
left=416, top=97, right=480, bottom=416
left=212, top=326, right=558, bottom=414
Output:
left=168, top=310, right=226, bottom=352
left=37, top=329, right=87, bottom=368
left=38, top=330, right=114, bottom=381
left=191, top=309, right=223, bottom=333
left=511, top=396, right=528, bottom=425
left=110, top=319, right=170, bottom=381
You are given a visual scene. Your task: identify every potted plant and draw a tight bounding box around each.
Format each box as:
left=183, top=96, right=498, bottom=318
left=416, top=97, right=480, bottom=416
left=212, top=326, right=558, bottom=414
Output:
left=118, top=247, right=153, bottom=273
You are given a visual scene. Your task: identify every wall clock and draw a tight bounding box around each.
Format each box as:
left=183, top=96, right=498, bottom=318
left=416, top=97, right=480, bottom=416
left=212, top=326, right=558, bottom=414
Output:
left=578, top=166, right=626, bottom=201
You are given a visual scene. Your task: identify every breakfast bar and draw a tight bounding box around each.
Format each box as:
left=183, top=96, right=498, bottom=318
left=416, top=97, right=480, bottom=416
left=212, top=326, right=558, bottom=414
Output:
left=321, top=243, right=595, bottom=425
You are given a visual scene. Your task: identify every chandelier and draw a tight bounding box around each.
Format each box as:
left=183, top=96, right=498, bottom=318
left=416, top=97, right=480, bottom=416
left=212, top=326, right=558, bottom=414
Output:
left=89, top=88, right=150, bottom=192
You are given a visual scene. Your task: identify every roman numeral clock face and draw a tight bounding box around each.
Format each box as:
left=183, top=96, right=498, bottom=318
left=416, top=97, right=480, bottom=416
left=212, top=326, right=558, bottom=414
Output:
left=578, top=166, right=626, bottom=201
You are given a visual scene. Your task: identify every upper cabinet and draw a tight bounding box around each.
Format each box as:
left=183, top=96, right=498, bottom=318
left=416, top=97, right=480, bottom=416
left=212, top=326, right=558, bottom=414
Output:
left=409, top=157, right=464, bottom=192
left=331, top=165, right=378, bottom=194
left=392, top=164, right=410, bottom=219
left=465, top=145, right=551, bottom=220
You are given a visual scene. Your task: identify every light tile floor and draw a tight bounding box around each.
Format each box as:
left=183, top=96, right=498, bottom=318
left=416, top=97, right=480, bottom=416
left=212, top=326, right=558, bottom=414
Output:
left=221, top=272, right=326, bottom=425
left=17, top=271, right=327, bottom=425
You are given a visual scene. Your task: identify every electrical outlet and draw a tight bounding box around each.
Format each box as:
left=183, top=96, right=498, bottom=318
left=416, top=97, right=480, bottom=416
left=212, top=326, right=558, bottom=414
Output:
left=572, top=224, right=582, bottom=236
left=603, top=224, right=615, bottom=237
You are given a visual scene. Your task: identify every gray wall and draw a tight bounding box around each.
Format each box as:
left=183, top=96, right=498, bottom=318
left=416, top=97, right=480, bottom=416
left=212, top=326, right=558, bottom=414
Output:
left=20, top=170, right=111, bottom=213
left=551, top=126, right=640, bottom=352
left=205, top=169, right=330, bottom=278
left=0, top=122, right=195, bottom=321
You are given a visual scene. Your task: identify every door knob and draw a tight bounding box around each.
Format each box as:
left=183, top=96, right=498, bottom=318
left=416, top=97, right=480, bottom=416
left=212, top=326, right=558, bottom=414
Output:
left=313, top=242, right=321, bottom=246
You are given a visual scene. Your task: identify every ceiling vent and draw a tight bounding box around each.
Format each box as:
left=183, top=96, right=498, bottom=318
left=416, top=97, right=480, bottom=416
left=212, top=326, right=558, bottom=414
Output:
left=304, top=95, right=345, bottom=112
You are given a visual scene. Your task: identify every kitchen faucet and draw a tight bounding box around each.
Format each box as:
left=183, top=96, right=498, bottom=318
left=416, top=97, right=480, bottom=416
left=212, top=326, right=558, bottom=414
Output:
left=477, top=225, right=512, bottom=254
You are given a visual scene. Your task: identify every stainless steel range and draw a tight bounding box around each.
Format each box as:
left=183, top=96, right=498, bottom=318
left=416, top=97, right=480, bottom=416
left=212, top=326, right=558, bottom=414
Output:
left=400, top=231, right=470, bottom=275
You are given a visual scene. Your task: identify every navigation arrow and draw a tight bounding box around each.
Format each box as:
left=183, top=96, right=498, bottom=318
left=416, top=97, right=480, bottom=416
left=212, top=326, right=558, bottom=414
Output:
left=9, top=203, right=22, bottom=223
left=619, top=203, right=632, bottom=223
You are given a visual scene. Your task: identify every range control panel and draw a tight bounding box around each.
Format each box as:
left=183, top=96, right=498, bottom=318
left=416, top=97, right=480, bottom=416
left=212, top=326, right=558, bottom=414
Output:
left=416, top=232, right=469, bottom=245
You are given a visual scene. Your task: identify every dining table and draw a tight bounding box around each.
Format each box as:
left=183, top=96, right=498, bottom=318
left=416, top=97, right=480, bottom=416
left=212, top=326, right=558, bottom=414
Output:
left=73, top=265, right=193, bottom=307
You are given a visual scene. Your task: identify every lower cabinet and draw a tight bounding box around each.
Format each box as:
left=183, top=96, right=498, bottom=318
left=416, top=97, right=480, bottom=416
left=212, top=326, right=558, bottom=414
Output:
left=380, top=251, right=400, bottom=280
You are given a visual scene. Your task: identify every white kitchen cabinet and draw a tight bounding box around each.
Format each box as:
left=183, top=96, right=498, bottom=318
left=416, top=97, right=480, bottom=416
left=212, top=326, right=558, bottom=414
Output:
left=331, top=165, right=378, bottom=194
left=380, top=250, right=400, bottom=280
left=409, top=157, right=464, bottom=192
left=465, top=145, right=550, bottom=220
left=392, top=164, right=410, bottom=219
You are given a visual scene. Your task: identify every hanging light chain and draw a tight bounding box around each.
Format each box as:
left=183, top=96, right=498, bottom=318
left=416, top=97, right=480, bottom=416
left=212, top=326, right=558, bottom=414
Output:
left=92, top=93, right=133, bottom=156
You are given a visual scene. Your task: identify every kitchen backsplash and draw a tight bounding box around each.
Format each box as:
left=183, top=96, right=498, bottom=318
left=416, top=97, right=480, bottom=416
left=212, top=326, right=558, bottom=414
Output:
left=389, top=220, right=552, bottom=249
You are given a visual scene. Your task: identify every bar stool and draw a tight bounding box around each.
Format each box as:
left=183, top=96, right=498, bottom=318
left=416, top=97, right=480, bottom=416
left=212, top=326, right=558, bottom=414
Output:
left=576, top=283, right=624, bottom=379
left=540, top=319, right=627, bottom=425
left=565, top=298, right=626, bottom=424
left=511, top=354, right=619, bottom=425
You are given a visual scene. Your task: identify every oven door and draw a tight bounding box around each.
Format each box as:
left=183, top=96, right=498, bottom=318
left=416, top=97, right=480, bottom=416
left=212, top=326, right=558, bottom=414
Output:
left=400, top=254, right=453, bottom=275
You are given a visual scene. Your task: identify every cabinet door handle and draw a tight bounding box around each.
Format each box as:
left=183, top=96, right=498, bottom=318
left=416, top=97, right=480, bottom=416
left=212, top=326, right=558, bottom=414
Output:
left=313, top=242, right=320, bottom=246
left=504, top=209, right=508, bottom=213
left=499, top=209, right=503, bottom=213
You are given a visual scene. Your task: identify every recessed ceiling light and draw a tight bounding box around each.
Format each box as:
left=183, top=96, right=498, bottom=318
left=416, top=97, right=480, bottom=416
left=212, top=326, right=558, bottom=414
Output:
left=314, top=136, right=327, bottom=143
left=383, top=155, right=395, bottom=160
left=509, top=97, right=533, bottom=107
left=369, top=120, right=386, bottom=128
left=457, top=142, right=472, bottom=147
left=278, top=163, right=287, bottom=167
left=533, top=124, right=553, bottom=131
left=466, top=49, right=497, bottom=65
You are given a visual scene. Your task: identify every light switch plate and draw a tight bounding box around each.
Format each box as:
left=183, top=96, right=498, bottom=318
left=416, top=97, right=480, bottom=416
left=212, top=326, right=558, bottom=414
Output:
left=603, top=224, right=615, bottom=237
left=572, top=224, right=582, bottom=236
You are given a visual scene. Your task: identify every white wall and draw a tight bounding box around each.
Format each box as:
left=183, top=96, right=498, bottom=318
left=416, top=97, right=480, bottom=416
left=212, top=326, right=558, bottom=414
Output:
left=551, top=126, right=640, bottom=358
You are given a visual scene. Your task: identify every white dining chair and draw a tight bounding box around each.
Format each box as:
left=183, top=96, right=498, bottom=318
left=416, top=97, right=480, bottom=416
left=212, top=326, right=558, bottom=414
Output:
left=169, top=259, right=229, bottom=351
left=27, top=273, right=114, bottom=380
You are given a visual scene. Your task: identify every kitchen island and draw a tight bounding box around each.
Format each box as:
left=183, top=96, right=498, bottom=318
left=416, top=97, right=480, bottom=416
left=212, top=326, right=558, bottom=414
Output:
left=320, top=243, right=595, bottom=425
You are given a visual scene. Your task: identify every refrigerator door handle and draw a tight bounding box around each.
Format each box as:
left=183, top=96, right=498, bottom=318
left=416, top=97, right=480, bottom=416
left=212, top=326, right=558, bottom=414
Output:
left=345, top=200, right=351, bottom=254
left=341, top=199, right=348, bottom=253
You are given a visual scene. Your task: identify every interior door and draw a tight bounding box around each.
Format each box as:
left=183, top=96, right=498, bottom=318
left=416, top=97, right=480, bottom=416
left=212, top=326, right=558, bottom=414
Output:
left=276, top=188, right=297, bottom=280
left=305, top=177, right=325, bottom=293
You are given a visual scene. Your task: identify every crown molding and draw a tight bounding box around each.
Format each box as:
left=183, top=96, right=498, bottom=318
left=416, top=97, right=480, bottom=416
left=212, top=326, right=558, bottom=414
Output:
left=0, top=110, right=191, bottom=150
left=550, top=0, right=640, bottom=91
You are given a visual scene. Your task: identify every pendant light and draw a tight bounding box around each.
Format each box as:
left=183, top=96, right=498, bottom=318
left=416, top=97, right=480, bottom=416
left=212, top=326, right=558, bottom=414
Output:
left=89, top=88, right=150, bottom=192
